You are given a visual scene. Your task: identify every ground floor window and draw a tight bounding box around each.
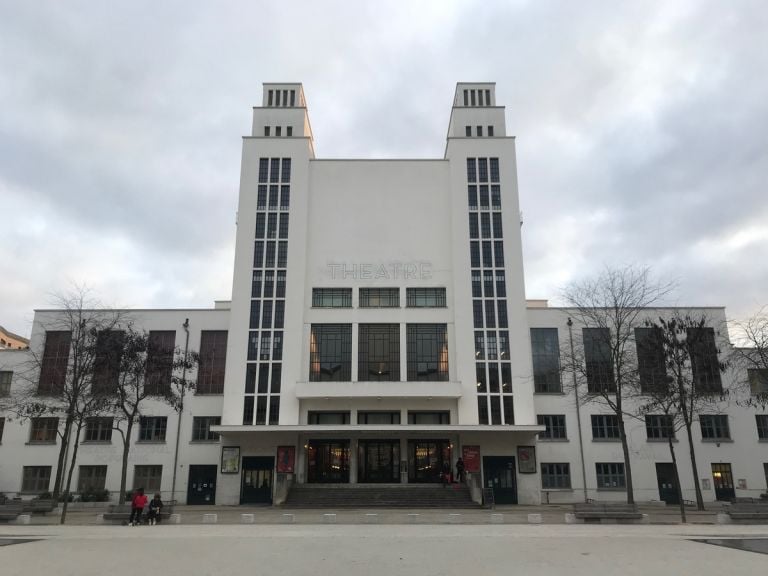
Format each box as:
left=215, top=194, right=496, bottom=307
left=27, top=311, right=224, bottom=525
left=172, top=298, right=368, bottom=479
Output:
left=541, top=463, right=571, bottom=489
left=22, top=466, right=52, bottom=493
left=134, top=465, right=162, bottom=492
left=358, top=440, right=400, bottom=483
left=595, top=462, right=625, bottom=490
left=78, top=465, right=107, bottom=492
left=307, top=440, right=350, bottom=483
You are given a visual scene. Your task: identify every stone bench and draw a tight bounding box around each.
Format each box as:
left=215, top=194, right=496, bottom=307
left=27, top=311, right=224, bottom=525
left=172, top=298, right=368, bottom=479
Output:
left=23, top=499, right=56, bottom=515
left=727, top=501, right=768, bottom=522
left=0, top=504, right=24, bottom=523
left=573, top=503, right=643, bottom=522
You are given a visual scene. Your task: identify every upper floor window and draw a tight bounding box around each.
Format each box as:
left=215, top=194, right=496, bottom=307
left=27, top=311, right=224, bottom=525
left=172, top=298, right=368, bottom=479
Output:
left=591, top=414, right=620, bottom=440
left=537, top=414, right=567, bottom=440
left=645, top=415, right=674, bottom=440
left=258, top=158, right=269, bottom=183
left=197, top=330, right=228, bottom=394
left=191, top=416, right=221, bottom=442
left=488, top=125, right=494, bottom=137
left=490, top=158, right=500, bottom=182
left=583, top=327, right=615, bottom=394
left=287, top=126, right=293, bottom=137
left=531, top=328, right=561, bottom=393
left=38, top=330, right=71, bottom=395
left=30, top=417, right=58, bottom=443
left=406, top=288, right=446, bottom=308
left=700, top=414, right=730, bottom=440
left=755, top=414, right=768, bottom=440
left=84, top=417, right=113, bottom=442
left=309, top=324, right=352, bottom=381
left=138, top=416, right=168, bottom=442
left=312, top=288, right=352, bottom=308
left=358, top=324, right=400, bottom=381
left=359, top=288, right=399, bottom=308
left=408, top=411, right=449, bottom=425
left=145, top=330, right=175, bottom=396
left=749, top=369, right=768, bottom=396
left=635, top=327, right=668, bottom=394
left=406, top=324, right=448, bottom=382
left=78, top=465, right=107, bottom=492
left=465, top=125, right=471, bottom=137
left=467, top=158, right=476, bottom=183
left=264, top=126, right=270, bottom=136
left=0, top=371, right=11, bottom=396
left=358, top=411, right=401, bottom=425
left=688, top=327, right=722, bottom=394
left=308, top=411, right=350, bottom=425
left=92, top=330, right=125, bottom=396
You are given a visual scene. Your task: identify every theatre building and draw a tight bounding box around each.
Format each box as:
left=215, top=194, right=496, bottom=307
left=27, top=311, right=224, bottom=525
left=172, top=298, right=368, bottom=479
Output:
left=0, top=83, right=766, bottom=507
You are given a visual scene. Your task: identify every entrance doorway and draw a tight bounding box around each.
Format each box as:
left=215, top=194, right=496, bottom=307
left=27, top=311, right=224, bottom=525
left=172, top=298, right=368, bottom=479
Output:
left=358, top=440, right=400, bottom=483
left=655, top=463, right=679, bottom=505
left=408, top=440, right=451, bottom=483
left=307, top=440, right=350, bottom=483
left=483, top=456, right=517, bottom=504
left=711, top=463, right=735, bottom=501
left=187, top=465, right=217, bottom=505
left=241, top=456, right=274, bottom=504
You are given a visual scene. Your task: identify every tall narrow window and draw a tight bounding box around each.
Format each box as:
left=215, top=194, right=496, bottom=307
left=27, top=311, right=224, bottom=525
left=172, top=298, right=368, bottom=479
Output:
left=635, top=327, right=667, bottom=393
left=275, top=125, right=282, bottom=137
left=146, top=331, right=175, bottom=396
left=197, top=331, right=228, bottom=394
left=466, top=158, right=476, bottom=182
left=490, top=158, right=500, bottom=182
left=530, top=328, right=561, bottom=393
left=138, top=416, right=168, bottom=442
left=309, top=325, right=352, bottom=382
left=406, top=324, right=449, bottom=381
left=278, top=214, right=289, bottom=238
left=267, top=90, right=274, bottom=107
left=688, top=327, right=723, bottom=394
left=281, top=158, right=291, bottom=182
left=38, top=331, right=71, bottom=394
left=488, top=125, right=494, bottom=137
left=290, top=90, right=296, bottom=106
left=287, top=126, right=293, bottom=137
left=92, top=330, right=124, bottom=395
left=476, top=125, right=483, bottom=137
left=583, top=328, right=615, bottom=393
left=358, top=324, right=400, bottom=381
left=264, top=126, right=270, bottom=137
left=258, top=159, right=269, bottom=183
left=463, top=89, right=468, bottom=106
left=465, top=126, right=471, bottom=137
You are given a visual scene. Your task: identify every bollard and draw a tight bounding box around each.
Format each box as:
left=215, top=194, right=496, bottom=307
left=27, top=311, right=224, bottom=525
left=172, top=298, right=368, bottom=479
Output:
left=202, top=513, right=218, bottom=524
left=564, top=513, right=579, bottom=524
left=95, top=513, right=105, bottom=524
left=364, top=513, right=379, bottom=524
left=16, top=514, right=31, bottom=525
left=448, top=513, right=462, bottom=524
left=169, top=513, right=181, bottom=524
left=282, top=513, right=295, bottom=523
left=407, top=513, right=420, bottom=524
left=490, top=513, right=504, bottom=524
left=323, top=513, right=337, bottom=524
left=240, top=513, right=255, bottom=524
left=527, top=513, right=542, bottom=524
left=715, top=513, right=732, bottom=525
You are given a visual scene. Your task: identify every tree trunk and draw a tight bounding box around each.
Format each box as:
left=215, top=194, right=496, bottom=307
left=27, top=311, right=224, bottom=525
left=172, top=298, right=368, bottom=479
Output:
left=59, top=424, right=82, bottom=525
left=118, top=420, right=134, bottom=505
left=618, top=416, right=635, bottom=505
left=684, top=418, right=705, bottom=511
left=52, top=415, right=73, bottom=499
left=668, top=436, right=686, bottom=523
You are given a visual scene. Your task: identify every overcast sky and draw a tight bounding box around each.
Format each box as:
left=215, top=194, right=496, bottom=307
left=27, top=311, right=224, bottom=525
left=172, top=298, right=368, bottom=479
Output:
left=1, top=0, right=766, bottom=338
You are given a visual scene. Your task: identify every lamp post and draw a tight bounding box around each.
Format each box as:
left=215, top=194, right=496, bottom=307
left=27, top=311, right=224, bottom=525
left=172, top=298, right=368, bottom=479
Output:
left=568, top=317, right=589, bottom=503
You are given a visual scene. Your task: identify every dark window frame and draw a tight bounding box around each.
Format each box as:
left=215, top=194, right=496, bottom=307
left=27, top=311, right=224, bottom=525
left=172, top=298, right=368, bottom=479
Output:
left=406, top=324, right=449, bottom=382
left=309, top=324, right=352, bottom=382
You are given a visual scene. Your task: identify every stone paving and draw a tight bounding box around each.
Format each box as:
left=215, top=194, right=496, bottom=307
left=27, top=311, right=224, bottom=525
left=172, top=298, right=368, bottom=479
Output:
left=0, top=523, right=767, bottom=576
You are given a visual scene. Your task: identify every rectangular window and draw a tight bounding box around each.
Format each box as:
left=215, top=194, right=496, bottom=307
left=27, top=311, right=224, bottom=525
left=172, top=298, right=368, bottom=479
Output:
left=493, top=241, right=504, bottom=266
left=259, top=332, right=271, bottom=361
left=277, top=241, right=288, bottom=268
left=499, top=331, right=510, bottom=360
left=485, top=89, right=491, bottom=105
left=479, top=184, right=489, bottom=208
left=497, top=301, right=508, bottom=328
left=276, top=271, right=286, bottom=298
left=249, top=303, right=261, bottom=332
left=271, top=363, right=282, bottom=393
left=257, top=185, right=267, bottom=209
left=269, top=184, right=279, bottom=208
left=482, top=241, right=493, bottom=267
left=406, top=288, right=446, bottom=308
left=469, top=213, right=479, bottom=239
left=478, top=158, right=488, bottom=182
left=262, top=301, right=273, bottom=329
left=470, top=90, right=476, bottom=106
left=265, top=241, right=276, bottom=267
left=287, top=126, right=293, bottom=137
left=478, top=90, right=484, bottom=106
left=473, top=301, right=483, bottom=328
left=358, top=324, right=400, bottom=381
left=408, top=411, right=450, bottom=425
left=537, top=414, right=567, bottom=440
left=134, top=465, right=162, bottom=492
left=645, top=415, right=675, bottom=440
left=491, top=185, right=501, bottom=208
left=264, top=126, right=271, bottom=136
left=749, top=369, right=768, bottom=396
left=466, top=158, right=476, bottom=182
left=38, top=330, right=71, bottom=394
left=308, top=411, right=350, bottom=425
left=484, top=301, right=496, bottom=328
left=268, top=396, right=280, bottom=425
left=251, top=271, right=263, bottom=299
left=541, top=463, right=571, bottom=489
left=253, top=240, right=264, bottom=268
left=700, top=415, right=730, bottom=440
left=531, top=328, right=561, bottom=393
left=490, top=396, right=501, bottom=424
left=191, top=416, right=221, bottom=442
left=406, top=324, right=449, bottom=381
left=274, top=301, right=285, bottom=329
left=476, top=125, right=483, bottom=137
left=197, top=330, right=228, bottom=394
left=465, top=126, right=471, bottom=137
left=255, top=213, right=266, bottom=238
left=480, top=213, right=491, bottom=238
left=290, top=90, right=296, bottom=106
left=279, top=213, right=289, bottom=239
left=275, top=126, right=282, bottom=137
left=263, top=270, right=274, bottom=297
left=358, top=411, right=400, bottom=424
left=0, top=371, right=11, bottom=396
left=591, top=414, right=620, bottom=440
left=596, top=463, right=625, bottom=489
left=310, top=324, right=352, bottom=381
left=22, top=466, right=51, bottom=493
left=495, top=271, right=506, bottom=297
left=266, top=213, right=277, bottom=238
left=258, top=158, right=269, bottom=182
left=84, top=417, right=113, bottom=442
left=470, top=242, right=481, bottom=267
left=757, top=415, right=768, bottom=440
left=281, top=158, right=291, bottom=182
left=583, top=327, right=615, bottom=393
left=490, top=158, right=500, bottom=182
left=78, top=465, right=107, bottom=492
left=273, top=332, right=283, bottom=360
left=29, top=417, right=58, bottom=443
left=359, top=288, right=399, bottom=308
left=488, top=125, right=494, bottom=137
left=243, top=396, right=254, bottom=425
left=635, top=327, right=667, bottom=394
left=474, top=332, right=485, bottom=360
left=463, top=89, right=468, bottom=106
left=502, top=395, right=514, bottom=424
left=91, top=330, right=124, bottom=395
left=139, top=417, right=167, bottom=442
left=488, top=362, right=499, bottom=392
left=472, top=271, right=482, bottom=297
left=688, top=327, right=723, bottom=394
left=312, top=288, right=352, bottom=308
left=267, top=90, right=274, bottom=106
left=492, top=213, right=503, bottom=238
left=270, top=158, right=280, bottom=182
left=0, top=417, right=4, bottom=443
left=280, top=185, right=290, bottom=209
left=146, top=330, right=175, bottom=396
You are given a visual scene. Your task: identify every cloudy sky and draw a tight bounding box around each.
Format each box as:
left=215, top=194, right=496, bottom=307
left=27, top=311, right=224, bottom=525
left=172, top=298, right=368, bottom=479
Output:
left=1, top=0, right=766, bottom=338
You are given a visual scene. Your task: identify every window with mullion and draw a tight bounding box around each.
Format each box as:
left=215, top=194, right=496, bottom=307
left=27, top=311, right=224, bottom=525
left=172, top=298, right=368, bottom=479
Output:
left=138, top=416, right=168, bottom=442
left=198, top=330, right=228, bottom=394
left=537, top=414, right=567, bottom=440
left=309, top=324, right=352, bottom=381
left=406, top=324, right=449, bottom=381
left=531, top=328, right=561, bottom=393
left=596, top=462, right=625, bottom=489
left=358, top=324, right=400, bottom=381
left=312, top=288, right=352, bottom=308
left=0, top=371, right=10, bottom=396
left=146, top=330, right=175, bottom=396
left=78, top=465, right=107, bottom=492
left=192, top=416, right=221, bottom=441
left=645, top=414, right=675, bottom=440
left=30, top=417, right=59, bottom=443
left=688, top=327, right=723, bottom=394
left=360, top=288, right=399, bottom=308
left=700, top=415, right=730, bottom=440
left=406, top=288, right=446, bottom=308
left=591, top=414, right=620, bottom=440
left=757, top=415, right=768, bottom=440
left=541, top=463, right=571, bottom=489
left=84, top=417, right=113, bottom=442
left=635, top=327, right=668, bottom=394
left=583, top=328, right=616, bottom=393
left=22, top=466, right=52, bottom=493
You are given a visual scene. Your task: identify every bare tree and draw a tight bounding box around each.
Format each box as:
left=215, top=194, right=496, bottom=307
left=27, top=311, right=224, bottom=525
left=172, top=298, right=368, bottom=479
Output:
left=561, top=266, right=673, bottom=505
left=636, top=314, right=728, bottom=516
left=111, top=328, right=199, bottom=504
left=729, top=306, right=768, bottom=409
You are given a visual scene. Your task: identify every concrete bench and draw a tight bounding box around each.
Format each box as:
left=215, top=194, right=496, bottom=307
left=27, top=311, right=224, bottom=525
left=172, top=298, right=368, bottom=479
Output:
left=573, top=503, right=643, bottom=521
left=103, top=503, right=175, bottom=524
left=727, top=501, right=768, bottom=522
left=0, top=504, right=24, bottom=523
left=23, top=499, right=56, bottom=515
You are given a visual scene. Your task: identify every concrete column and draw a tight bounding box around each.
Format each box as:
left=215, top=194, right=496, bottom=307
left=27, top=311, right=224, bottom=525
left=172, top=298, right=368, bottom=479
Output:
left=296, top=435, right=306, bottom=484
left=400, top=437, right=409, bottom=484
left=349, top=436, right=358, bottom=484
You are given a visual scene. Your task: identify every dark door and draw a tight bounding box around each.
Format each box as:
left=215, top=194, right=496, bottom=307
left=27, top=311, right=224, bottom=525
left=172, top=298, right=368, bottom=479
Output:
left=483, top=456, right=517, bottom=504
left=655, top=463, right=679, bottom=505
left=187, top=465, right=217, bottom=505
left=711, top=463, right=735, bottom=501
left=358, top=440, right=400, bottom=483
left=241, top=456, right=274, bottom=504
left=408, top=440, right=451, bottom=483
left=307, top=440, right=350, bottom=483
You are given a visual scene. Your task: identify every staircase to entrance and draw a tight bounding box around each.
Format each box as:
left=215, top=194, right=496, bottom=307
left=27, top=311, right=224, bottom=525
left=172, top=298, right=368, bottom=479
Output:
left=283, top=484, right=480, bottom=509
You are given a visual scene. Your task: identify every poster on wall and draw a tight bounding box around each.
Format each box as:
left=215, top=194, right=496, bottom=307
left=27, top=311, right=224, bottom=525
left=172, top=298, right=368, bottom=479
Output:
left=517, top=446, right=536, bottom=474
left=221, top=446, right=241, bottom=474
left=277, top=446, right=296, bottom=473
left=462, top=445, right=481, bottom=472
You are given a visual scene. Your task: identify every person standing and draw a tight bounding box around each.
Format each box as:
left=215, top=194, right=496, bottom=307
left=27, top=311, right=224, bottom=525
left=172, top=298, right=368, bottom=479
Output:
left=456, top=458, right=466, bottom=483
left=128, top=488, right=147, bottom=526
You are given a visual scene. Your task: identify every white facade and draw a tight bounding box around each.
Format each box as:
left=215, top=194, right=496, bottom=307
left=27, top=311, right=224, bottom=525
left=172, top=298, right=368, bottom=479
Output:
left=0, top=82, right=766, bottom=506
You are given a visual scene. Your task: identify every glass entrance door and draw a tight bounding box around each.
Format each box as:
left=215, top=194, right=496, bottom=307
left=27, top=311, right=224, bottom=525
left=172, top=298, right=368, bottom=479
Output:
left=358, top=440, right=400, bottom=483
left=483, top=456, right=517, bottom=504
left=711, top=463, right=735, bottom=501
left=241, top=456, right=274, bottom=504
left=407, top=440, right=451, bottom=483
left=307, top=440, right=350, bottom=483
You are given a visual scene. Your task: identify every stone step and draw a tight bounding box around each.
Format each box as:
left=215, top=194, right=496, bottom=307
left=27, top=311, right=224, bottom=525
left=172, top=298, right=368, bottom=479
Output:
left=283, top=484, right=480, bottom=509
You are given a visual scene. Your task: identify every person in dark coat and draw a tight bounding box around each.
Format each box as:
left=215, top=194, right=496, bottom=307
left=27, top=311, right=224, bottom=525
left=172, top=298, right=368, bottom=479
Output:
left=146, top=493, right=164, bottom=525
left=456, top=458, right=466, bottom=483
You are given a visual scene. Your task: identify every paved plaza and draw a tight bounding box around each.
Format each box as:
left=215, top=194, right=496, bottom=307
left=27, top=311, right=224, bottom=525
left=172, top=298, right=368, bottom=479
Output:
left=1, top=523, right=766, bottom=576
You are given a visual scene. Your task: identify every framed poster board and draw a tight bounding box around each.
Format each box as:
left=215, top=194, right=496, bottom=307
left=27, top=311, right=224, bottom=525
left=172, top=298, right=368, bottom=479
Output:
left=517, top=446, right=536, bottom=474
left=462, top=445, right=481, bottom=473
left=277, top=446, right=296, bottom=474
left=221, top=446, right=240, bottom=474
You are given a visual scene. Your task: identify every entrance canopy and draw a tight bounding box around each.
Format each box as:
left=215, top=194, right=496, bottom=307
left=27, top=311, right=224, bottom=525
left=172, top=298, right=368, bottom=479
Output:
left=212, top=424, right=544, bottom=437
